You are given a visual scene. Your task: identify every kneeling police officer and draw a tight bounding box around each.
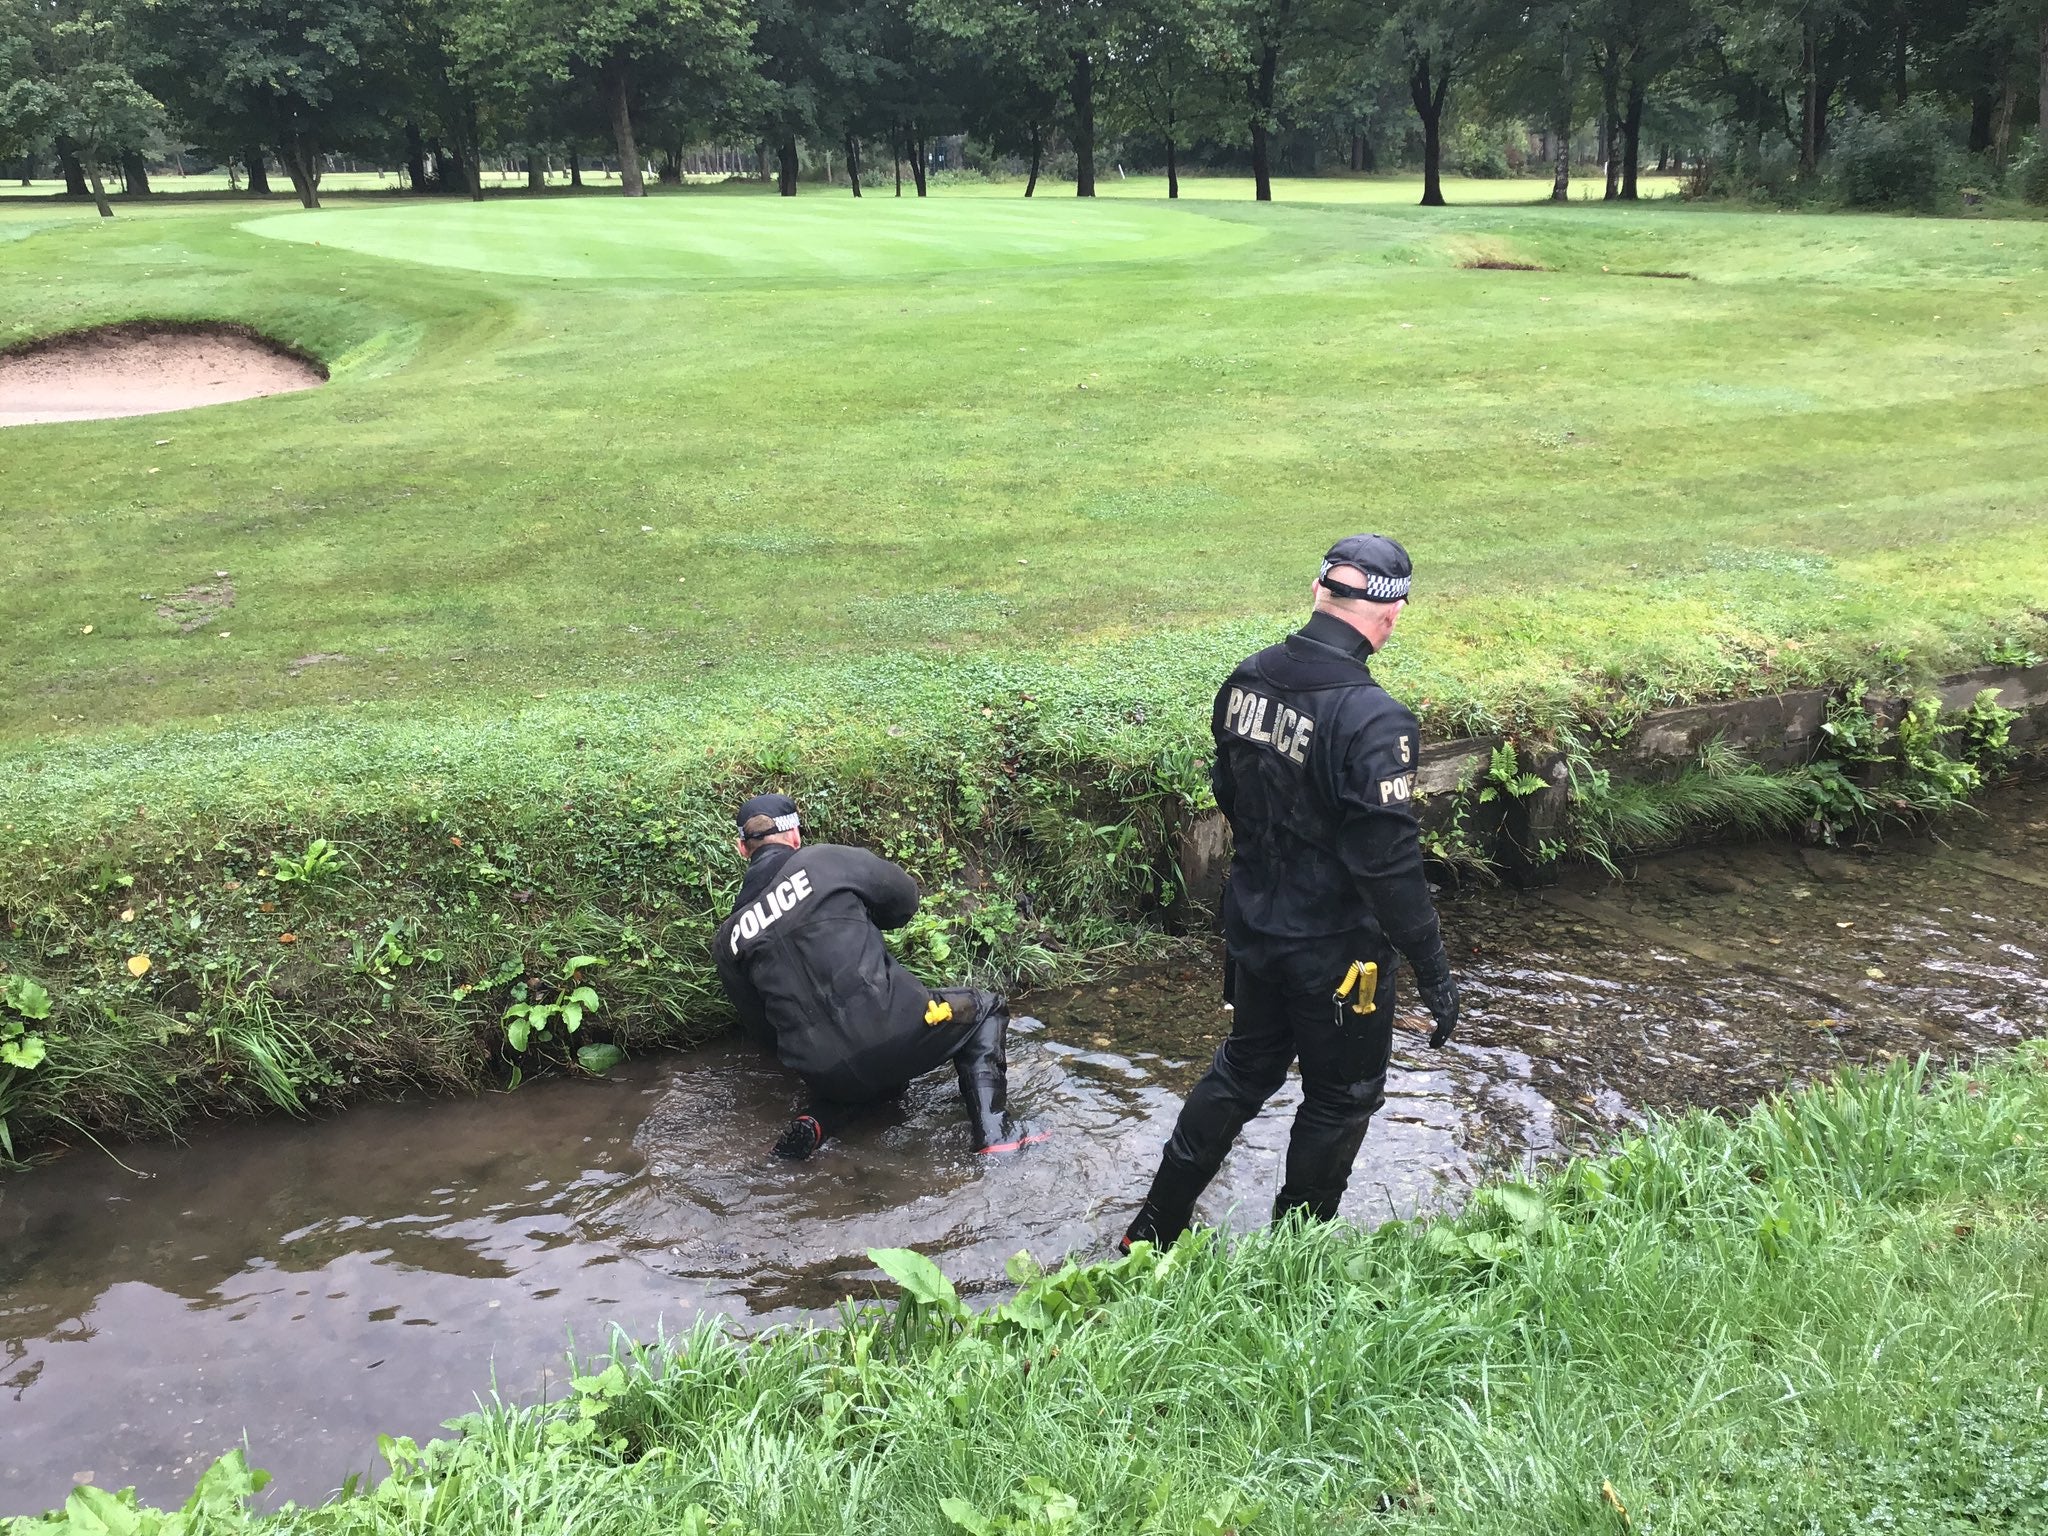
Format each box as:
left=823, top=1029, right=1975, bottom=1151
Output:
left=713, top=793, right=1035, bottom=1160
left=1123, top=534, right=1461, bottom=1247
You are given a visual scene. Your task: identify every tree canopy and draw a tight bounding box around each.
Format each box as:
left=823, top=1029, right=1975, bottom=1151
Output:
left=3, top=0, right=2040, bottom=209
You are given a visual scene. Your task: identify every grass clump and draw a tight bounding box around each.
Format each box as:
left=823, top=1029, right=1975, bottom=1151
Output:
left=13, top=1048, right=2048, bottom=1534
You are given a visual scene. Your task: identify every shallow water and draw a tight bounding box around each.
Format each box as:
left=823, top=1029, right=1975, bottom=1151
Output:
left=3, top=782, right=2044, bottom=1514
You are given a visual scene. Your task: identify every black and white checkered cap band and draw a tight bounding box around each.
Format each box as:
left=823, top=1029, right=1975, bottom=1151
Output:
left=1321, top=560, right=1411, bottom=601
left=767, top=812, right=800, bottom=833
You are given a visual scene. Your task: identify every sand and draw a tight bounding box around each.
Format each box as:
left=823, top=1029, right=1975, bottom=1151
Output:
left=0, top=326, right=325, bottom=427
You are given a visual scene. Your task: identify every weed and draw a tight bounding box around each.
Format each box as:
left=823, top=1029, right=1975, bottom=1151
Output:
left=0, top=971, right=53, bottom=1159
left=270, top=838, right=347, bottom=893
left=501, top=955, right=606, bottom=1079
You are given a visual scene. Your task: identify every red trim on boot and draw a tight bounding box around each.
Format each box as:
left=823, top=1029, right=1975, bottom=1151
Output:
left=976, top=1129, right=1052, bottom=1155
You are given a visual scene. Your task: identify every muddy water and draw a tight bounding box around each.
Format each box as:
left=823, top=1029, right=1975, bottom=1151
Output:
left=3, top=783, right=2044, bottom=1515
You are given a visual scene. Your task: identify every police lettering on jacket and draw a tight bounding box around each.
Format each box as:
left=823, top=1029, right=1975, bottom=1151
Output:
left=1220, top=686, right=1316, bottom=764
left=729, top=868, right=814, bottom=953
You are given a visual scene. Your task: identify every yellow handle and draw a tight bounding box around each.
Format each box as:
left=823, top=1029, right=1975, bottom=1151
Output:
left=924, top=998, right=954, bottom=1027
left=1334, top=961, right=1378, bottom=1015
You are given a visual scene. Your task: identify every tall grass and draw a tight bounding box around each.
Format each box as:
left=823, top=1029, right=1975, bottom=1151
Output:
left=17, top=1049, right=2046, bottom=1535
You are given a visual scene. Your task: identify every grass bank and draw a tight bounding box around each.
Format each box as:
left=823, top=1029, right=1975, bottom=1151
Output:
left=14, top=1049, right=2048, bottom=1534
left=4, top=187, right=2047, bottom=1155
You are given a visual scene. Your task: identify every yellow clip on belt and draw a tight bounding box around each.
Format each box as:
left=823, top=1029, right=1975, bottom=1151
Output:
left=924, top=998, right=954, bottom=1027
left=1333, top=961, right=1379, bottom=1016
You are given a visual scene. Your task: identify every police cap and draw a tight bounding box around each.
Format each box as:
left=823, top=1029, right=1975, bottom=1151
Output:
left=1319, top=534, right=1413, bottom=603
left=735, top=792, right=801, bottom=841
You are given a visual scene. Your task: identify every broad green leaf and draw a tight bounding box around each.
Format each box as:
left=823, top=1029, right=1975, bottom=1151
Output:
left=577, top=1043, right=624, bottom=1075
left=505, top=1018, right=531, bottom=1052
left=3, top=976, right=52, bottom=1020
left=1, top=1036, right=47, bottom=1070
left=869, top=1247, right=961, bottom=1311
left=938, top=1497, right=993, bottom=1536
left=566, top=986, right=601, bottom=1011
left=563, top=955, right=606, bottom=975
left=560, top=1002, right=584, bottom=1032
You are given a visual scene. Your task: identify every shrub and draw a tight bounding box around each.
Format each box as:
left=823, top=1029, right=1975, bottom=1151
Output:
left=1830, top=99, right=1959, bottom=212
left=2017, top=148, right=2048, bottom=207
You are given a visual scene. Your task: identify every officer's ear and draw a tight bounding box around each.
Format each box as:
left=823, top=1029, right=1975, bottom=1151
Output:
left=733, top=836, right=750, bottom=859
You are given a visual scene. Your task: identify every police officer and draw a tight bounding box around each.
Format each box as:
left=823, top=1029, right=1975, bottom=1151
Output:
left=1121, top=535, right=1460, bottom=1246
left=713, top=792, right=1039, bottom=1159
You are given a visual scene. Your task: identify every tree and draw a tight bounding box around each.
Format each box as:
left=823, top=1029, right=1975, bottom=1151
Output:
left=139, top=0, right=391, bottom=208
left=917, top=0, right=1121, bottom=195
left=451, top=0, right=749, bottom=195
left=1105, top=0, right=1236, bottom=196
left=0, top=0, right=163, bottom=217
left=1383, top=0, right=1493, bottom=205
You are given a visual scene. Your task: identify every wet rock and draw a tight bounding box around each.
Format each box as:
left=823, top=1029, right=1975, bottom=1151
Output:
left=1798, top=849, right=1868, bottom=884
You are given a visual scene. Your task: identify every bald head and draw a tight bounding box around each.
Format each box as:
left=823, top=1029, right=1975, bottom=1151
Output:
left=1310, top=563, right=1405, bottom=652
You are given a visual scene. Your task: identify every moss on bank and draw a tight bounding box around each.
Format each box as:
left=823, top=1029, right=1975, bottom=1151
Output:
left=11, top=1049, right=2048, bottom=1533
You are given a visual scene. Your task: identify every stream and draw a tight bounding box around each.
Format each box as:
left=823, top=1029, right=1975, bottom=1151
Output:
left=4, top=782, right=2044, bottom=1515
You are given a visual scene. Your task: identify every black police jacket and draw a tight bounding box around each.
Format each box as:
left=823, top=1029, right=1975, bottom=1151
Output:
left=712, top=842, right=938, bottom=1091
left=1211, top=610, right=1446, bottom=992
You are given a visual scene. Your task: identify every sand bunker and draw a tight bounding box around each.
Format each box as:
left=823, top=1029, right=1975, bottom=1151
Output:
left=0, top=324, right=325, bottom=427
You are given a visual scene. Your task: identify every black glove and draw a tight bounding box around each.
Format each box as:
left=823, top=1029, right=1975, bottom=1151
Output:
left=1408, top=940, right=1460, bottom=1049
left=1416, top=973, right=1460, bottom=1049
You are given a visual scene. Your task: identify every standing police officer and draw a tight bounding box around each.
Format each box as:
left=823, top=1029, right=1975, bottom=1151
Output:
left=713, top=792, right=1038, bottom=1160
left=1122, top=535, right=1461, bottom=1247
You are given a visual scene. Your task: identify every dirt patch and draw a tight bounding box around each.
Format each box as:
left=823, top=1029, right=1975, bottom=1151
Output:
left=155, top=577, right=236, bottom=633
left=1463, top=258, right=1546, bottom=272
left=288, top=652, right=347, bottom=677
left=0, top=322, right=325, bottom=427
left=1623, top=270, right=1696, bottom=280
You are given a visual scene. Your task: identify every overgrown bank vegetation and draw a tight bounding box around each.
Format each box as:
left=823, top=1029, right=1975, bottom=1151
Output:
left=12, top=1049, right=2048, bottom=1533
left=0, top=625, right=2037, bottom=1162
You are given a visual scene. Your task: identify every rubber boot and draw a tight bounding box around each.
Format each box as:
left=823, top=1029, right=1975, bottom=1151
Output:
left=952, top=995, right=1013, bottom=1152
left=1119, top=1153, right=1210, bottom=1252
left=773, top=1114, right=824, bottom=1161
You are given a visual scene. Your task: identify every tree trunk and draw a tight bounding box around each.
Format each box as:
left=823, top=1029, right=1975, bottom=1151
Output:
left=1252, top=35, right=1279, bottom=201
left=1550, top=16, right=1572, bottom=202
left=1600, top=49, right=1621, bottom=199
left=893, top=122, right=902, bottom=195
left=84, top=153, right=114, bottom=218
left=1024, top=122, right=1040, bottom=196
left=910, top=125, right=927, bottom=195
left=1409, top=55, right=1447, bottom=207
left=605, top=56, right=645, bottom=196
left=1799, top=22, right=1819, bottom=177
left=527, top=151, right=546, bottom=191
left=1993, top=82, right=2018, bottom=167
left=18, top=152, right=32, bottom=186
left=1166, top=137, right=1178, bottom=198
left=777, top=137, right=799, bottom=195
left=56, top=139, right=88, bottom=197
left=405, top=123, right=428, bottom=192
left=466, top=105, right=487, bottom=200
left=569, top=150, right=583, bottom=188
left=1072, top=49, right=1096, bottom=195
left=1969, top=93, right=1994, bottom=155
left=120, top=150, right=151, bottom=196
left=1619, top=74, right=1644, bottom=199
left=2040, top=19, right=2048, bottom=157
left=278, top=138, right=320, bottom=209
left=243, top=147, right=270, bottom=195
left=845, top=131, right=863, bottom=195
left=658, top=147, right=682, bottom=186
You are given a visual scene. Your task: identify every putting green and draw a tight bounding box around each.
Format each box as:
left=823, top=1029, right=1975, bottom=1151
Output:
left=242, top=196, right=1264, bottom=282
